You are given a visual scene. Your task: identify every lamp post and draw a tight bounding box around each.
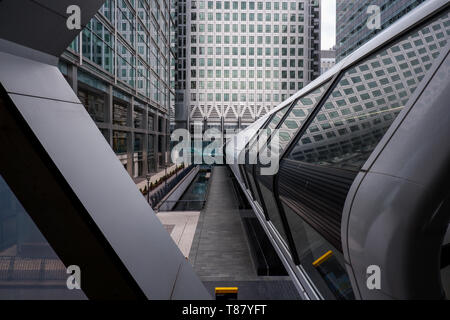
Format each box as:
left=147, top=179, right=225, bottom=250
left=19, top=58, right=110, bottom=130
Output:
left=164, top=164, right=168, bottom=191
left=146, top=173, right=151, bottom=204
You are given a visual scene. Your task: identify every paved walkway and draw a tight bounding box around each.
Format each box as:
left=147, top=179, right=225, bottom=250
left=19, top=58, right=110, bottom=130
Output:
left=188, top=166, right=300, bottom=299
left=156, top=211, right=200, bottom=258
left=189, top=166, right=257, bottom=281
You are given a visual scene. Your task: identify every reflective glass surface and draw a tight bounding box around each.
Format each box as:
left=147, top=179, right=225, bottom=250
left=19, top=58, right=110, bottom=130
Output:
left=113, top=102, right=129, bottom=126
left=78, top=89, right=106, bottom=123
left=113, top=131, right=128, bottom=154
left=133, top=106, right=145, bottom=129
left=254, top=83, right=330, bottom=248
left=0, top=175, right=86, bottom=299
left=283, top=204, right=354, bottom=300
left=288, top=11, right=450, bottom=170
left=244, top=106, right=290, bottom=208
left=277, top=83, right=329, bottom=152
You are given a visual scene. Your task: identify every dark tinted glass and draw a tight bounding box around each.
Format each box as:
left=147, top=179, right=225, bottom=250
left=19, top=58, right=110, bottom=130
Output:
left=255, top=83, right=330, bottom=246
left=113, top=102, right=129, bottom=126
left=133, top=106, right=145, bottom=128
left=283, top=204, right=354, bottom=300
left=0, top=175, right=86, bottom=299
left=78, top=89, right=106, bottom=123
left=113, top=131, right=128, bottom=154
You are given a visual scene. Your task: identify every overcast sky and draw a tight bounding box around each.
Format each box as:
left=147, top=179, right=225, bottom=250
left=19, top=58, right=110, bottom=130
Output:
left=321, top=0, right=336, bottom=50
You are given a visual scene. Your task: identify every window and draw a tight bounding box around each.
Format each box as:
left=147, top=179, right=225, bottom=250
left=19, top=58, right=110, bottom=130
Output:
left=113, top=130, right=128, bottom=154
left=133, top=105, right=145, bottom=129
left=113, top=101, right=128, bottom=126
left=148, top=114, right=154, bottom=131
left=78, top=89, right=106, bottom=123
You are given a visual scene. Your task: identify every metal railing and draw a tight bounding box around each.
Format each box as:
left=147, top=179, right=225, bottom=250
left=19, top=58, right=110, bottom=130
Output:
left=0, top=256, right=66, bottom=281
left=149, top=164, right=195, bottom=207
left=157, top=200, right=206, bottom=212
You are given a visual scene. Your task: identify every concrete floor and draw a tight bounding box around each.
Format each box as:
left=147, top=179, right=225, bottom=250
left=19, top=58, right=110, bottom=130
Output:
left=156, top=211, right=200, bottom=258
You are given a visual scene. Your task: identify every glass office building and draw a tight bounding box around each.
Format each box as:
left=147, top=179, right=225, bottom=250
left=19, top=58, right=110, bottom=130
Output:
left=336, top=0, right=427, bottom=61
left=175, top=0, right=321, bottom=133
left=59, top=0, right=174, bottom=178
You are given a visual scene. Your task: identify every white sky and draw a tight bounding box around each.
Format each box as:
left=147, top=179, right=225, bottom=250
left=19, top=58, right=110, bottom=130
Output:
left=321, top=0, right=336, bottom=50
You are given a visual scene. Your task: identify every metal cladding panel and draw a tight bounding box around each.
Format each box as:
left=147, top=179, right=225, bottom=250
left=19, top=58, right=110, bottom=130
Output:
left=0, top=51, right=80, bottom=103
left=346, top=172, right=447, bottom=299
left=0, top=52, right=210, bottom=300
left=0, top=0, right=105, bottom=57
left=170, top=259, right=212, bottom=300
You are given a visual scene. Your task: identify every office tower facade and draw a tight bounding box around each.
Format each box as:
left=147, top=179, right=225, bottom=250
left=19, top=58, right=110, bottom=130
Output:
left=336, top=0, right=426, bottom=61
left=59, top=0, right=173, bottom=178
left=175, top=0, right=321, bottom=133
left=170, top=0, right=178, bottom=131
left=320, top=49, right=336, bottom=74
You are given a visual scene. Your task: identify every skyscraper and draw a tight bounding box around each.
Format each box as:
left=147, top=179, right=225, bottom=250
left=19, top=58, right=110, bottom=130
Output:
left=59, top=0, right=173, bottom=178
left=175, top=0, right=321, bottom=134
left=320, top=49, right=336, bottom=74
left=336, top=0, right=426, bottom=61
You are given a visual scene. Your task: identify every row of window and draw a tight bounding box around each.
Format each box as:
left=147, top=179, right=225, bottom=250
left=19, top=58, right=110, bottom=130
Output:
left=190, top=92, right=298, bottom=102
left=191, top=53, right=305, bottom=65
left=191, top=64, right=303, bottom=75
left=193, top=1, right=306, bottom=11
left=191, top=12, right=305, bottom=22
left=192, top=80, right=303, bottom=90
left=72, top=23, right=170, bottom=108
left=191, top=68, right=304, bottom=78
left=102, top=0, right=171, bottom=40
left=77, top=87, right=166, bottom=135
left=112, top=131, right=161, bottom=155
left=191, top=37, right=305, bottom=48
left=192, top=23, right=304, bottom=33
left=79, top=1, right=172, bottom=108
